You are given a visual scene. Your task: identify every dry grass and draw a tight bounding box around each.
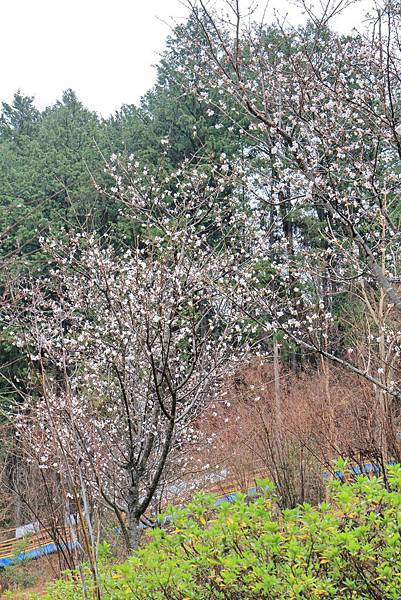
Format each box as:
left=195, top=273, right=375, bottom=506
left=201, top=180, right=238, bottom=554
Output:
left=190, top=358, right=400, bottom=507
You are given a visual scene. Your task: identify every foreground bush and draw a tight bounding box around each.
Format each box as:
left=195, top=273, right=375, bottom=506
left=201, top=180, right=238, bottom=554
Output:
left=37, top=466, right=401, bottom=599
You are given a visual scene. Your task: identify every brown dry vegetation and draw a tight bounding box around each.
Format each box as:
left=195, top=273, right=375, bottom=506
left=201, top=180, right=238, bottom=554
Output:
left=192, top=358, right=401, bottom=507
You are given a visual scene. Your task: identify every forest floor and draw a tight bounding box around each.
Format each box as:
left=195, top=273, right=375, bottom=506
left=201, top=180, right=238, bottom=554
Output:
left=0, top=554, right=59, bottom=599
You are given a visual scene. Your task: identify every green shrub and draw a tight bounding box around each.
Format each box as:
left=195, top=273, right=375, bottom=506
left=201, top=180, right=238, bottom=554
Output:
left=37, top=466, right=401, bottom=599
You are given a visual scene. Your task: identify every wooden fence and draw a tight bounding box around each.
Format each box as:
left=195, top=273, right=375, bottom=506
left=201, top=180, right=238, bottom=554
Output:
left=0, top=526, right=74, bottom=566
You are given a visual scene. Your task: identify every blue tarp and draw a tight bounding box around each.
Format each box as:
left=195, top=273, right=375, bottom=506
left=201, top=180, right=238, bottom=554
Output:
left=0, top=540, right=79, bottom=569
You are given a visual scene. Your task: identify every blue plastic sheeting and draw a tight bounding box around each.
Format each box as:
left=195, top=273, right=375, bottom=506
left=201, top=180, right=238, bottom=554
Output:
left=333, top=463, right=381, bottom=479
left=215, top=492, right=239, bottom=506
left=214, top=486, right=268, bottom=506
left=0, top=540, right=79, bottom=569
left=322, top=461, right=400, bottom=480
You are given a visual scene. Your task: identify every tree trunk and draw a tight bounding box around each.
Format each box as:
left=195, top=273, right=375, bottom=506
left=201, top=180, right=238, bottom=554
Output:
left=126, top=477, right=142, bottom=551
left=127, top=511, right=142, bottom=551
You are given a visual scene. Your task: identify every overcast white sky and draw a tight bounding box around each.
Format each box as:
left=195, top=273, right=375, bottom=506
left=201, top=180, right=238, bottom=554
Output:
left=1, top=0, right=373, bottom=117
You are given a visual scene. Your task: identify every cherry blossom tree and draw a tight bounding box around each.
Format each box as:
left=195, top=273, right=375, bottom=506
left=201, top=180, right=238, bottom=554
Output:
left=175, top=0, right=401, bottom=456
left=13, top=157, right=252, bottom=550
